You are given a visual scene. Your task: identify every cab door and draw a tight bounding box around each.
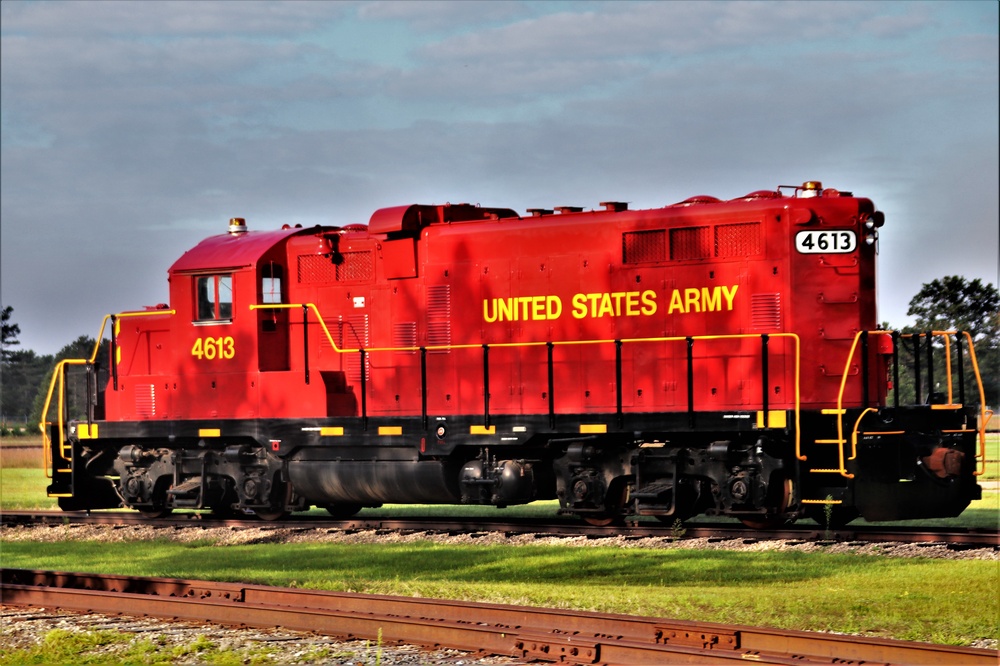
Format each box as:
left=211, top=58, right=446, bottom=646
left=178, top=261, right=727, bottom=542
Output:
left=257, top=261, right=289, bottom=371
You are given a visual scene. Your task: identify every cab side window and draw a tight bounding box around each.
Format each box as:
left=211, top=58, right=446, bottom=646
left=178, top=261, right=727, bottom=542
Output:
left=261, top=264, right=283, bottom=304
left=196, top=274, right=233, bottom=321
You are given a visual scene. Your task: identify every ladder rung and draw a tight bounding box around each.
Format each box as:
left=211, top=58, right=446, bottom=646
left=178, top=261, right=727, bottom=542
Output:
left=814, top=439, right=845, bottom=444
left=810, top=469, right=847, bottom=474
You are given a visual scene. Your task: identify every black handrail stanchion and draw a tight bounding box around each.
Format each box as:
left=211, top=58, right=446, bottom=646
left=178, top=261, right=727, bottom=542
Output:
left=913, top=334, right=922, bottom=405
left=686, top=337, right=695, bottom=429
left=420, top=347, right=428, bottom=430
left=925, top=330, right=934, bottom=401
left=482, top=344, right=490, bottom=428
left=110, top=315, right=119, bottom=391
left=547, top=341, right=555, bottom=429
left=955, top=333, right=965, bottom=405
left=615, top=340, right=623, bottom=429
left=93, top=359, right=104, bottom=420
left=860, top=331, right=869, bottom=407
left=86, top=362, right=95, bottom=423
left=302, top=305, right=310, bottom=385
left=360, top=349, right=368, bottom=431
left=892, top=330, right=900, bottom=409
left=761, top=334, right=769, bottom=423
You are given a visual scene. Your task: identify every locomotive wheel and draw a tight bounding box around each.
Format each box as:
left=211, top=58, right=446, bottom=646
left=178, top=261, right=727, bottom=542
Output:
left=738, top=477, right=793, bottom=530
left=322, top=503, right=363, bottom=519
left=253, top=508, right=288, bottom=521
left=137, top=507, right=172, bottom=519
left=208, top=504, right=237, bottom=518
left=581, top=479, right=628, bottom=527
left=253, top=478, right=291, bottom=521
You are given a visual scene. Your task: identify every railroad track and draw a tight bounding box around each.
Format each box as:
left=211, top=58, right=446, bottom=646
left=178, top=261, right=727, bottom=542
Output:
left=2, top=568, right=995, bottom=665
left=3, top=510, right=998, bottom=549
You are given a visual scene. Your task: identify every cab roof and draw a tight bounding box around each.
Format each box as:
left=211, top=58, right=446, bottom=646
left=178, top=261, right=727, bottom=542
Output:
left=169, top=226, right=316, bottom=274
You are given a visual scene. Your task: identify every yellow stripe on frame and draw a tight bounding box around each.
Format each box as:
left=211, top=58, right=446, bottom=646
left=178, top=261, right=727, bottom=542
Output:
left=470, top=425, right=496, bottom=435
left=756, top=410, right=787, bottom=429
left=320, top=426, right=344, bottom=436
left=580, top=424, right=607, bottom=434
left=199, top=428, right=221, bottom=437
left=78, top=424, right=91, bottom=439
left=378, top=426, right=402, bottom=436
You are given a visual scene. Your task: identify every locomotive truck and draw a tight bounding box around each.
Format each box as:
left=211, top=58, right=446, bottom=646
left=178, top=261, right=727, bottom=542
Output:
left=41, top=180, right=989, bottom=527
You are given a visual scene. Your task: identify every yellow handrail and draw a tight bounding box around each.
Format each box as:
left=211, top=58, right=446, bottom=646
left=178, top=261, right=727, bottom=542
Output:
left=40, top=358, right=89, bottom=477
left=829, top=329, right=992, bottom=478
left=829, top=330, right=894, bottom=478
left=39, top=309, right=175, bottom=477
left=251, top=303, right=802, bottom=454
left=956, top=331, right=993, bottom=475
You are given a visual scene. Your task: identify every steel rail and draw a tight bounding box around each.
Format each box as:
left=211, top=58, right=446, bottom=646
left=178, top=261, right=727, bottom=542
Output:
left=2, top=569, right=995, bottom=665
left=3, top=510, right=998, bottom=549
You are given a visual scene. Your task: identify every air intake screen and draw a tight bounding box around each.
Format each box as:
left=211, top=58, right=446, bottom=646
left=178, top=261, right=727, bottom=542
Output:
left=298, top=251, right=373, bottom=283
left=623, top=230, right=666, bottom=264
left=670, top=226, right=712, bottom=260
left=716, top=222, right=761, bottom=258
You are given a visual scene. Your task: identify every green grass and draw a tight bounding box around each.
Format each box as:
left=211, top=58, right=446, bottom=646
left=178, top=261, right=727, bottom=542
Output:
left=1, top=538, right=996, bottom=646
left=0, top=468, right=58, bottom=509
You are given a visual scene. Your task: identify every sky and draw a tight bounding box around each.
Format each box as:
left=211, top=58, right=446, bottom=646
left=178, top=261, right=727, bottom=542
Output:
left=1, top=0, right=997, bottom=356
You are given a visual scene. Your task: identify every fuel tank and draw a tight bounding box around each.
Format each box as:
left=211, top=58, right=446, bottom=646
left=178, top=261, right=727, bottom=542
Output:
left=287, top=459, right=462, bottom=505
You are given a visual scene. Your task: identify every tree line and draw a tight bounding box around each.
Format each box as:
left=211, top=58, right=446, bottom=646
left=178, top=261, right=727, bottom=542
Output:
left=1, top=276, right=997, bottom=429
left=2, top=305, right=108, bottom=429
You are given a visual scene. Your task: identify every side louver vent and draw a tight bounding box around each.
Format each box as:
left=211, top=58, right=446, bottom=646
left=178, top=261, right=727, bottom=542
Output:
left=751, top=293, right=781, bottom=331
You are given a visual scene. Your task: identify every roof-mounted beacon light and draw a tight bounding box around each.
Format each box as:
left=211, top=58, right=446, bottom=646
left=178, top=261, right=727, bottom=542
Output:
left=229, top=217, right=247, bottom=235
left=801, top=181, right=822, bottom=198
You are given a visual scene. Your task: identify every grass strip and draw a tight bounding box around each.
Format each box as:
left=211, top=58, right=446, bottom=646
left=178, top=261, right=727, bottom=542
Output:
left=1, top=539, right=995, bottom=646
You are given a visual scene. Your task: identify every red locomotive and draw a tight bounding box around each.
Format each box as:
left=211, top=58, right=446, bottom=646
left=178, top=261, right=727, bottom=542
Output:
left=42, top=180, right=989, bottom=526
